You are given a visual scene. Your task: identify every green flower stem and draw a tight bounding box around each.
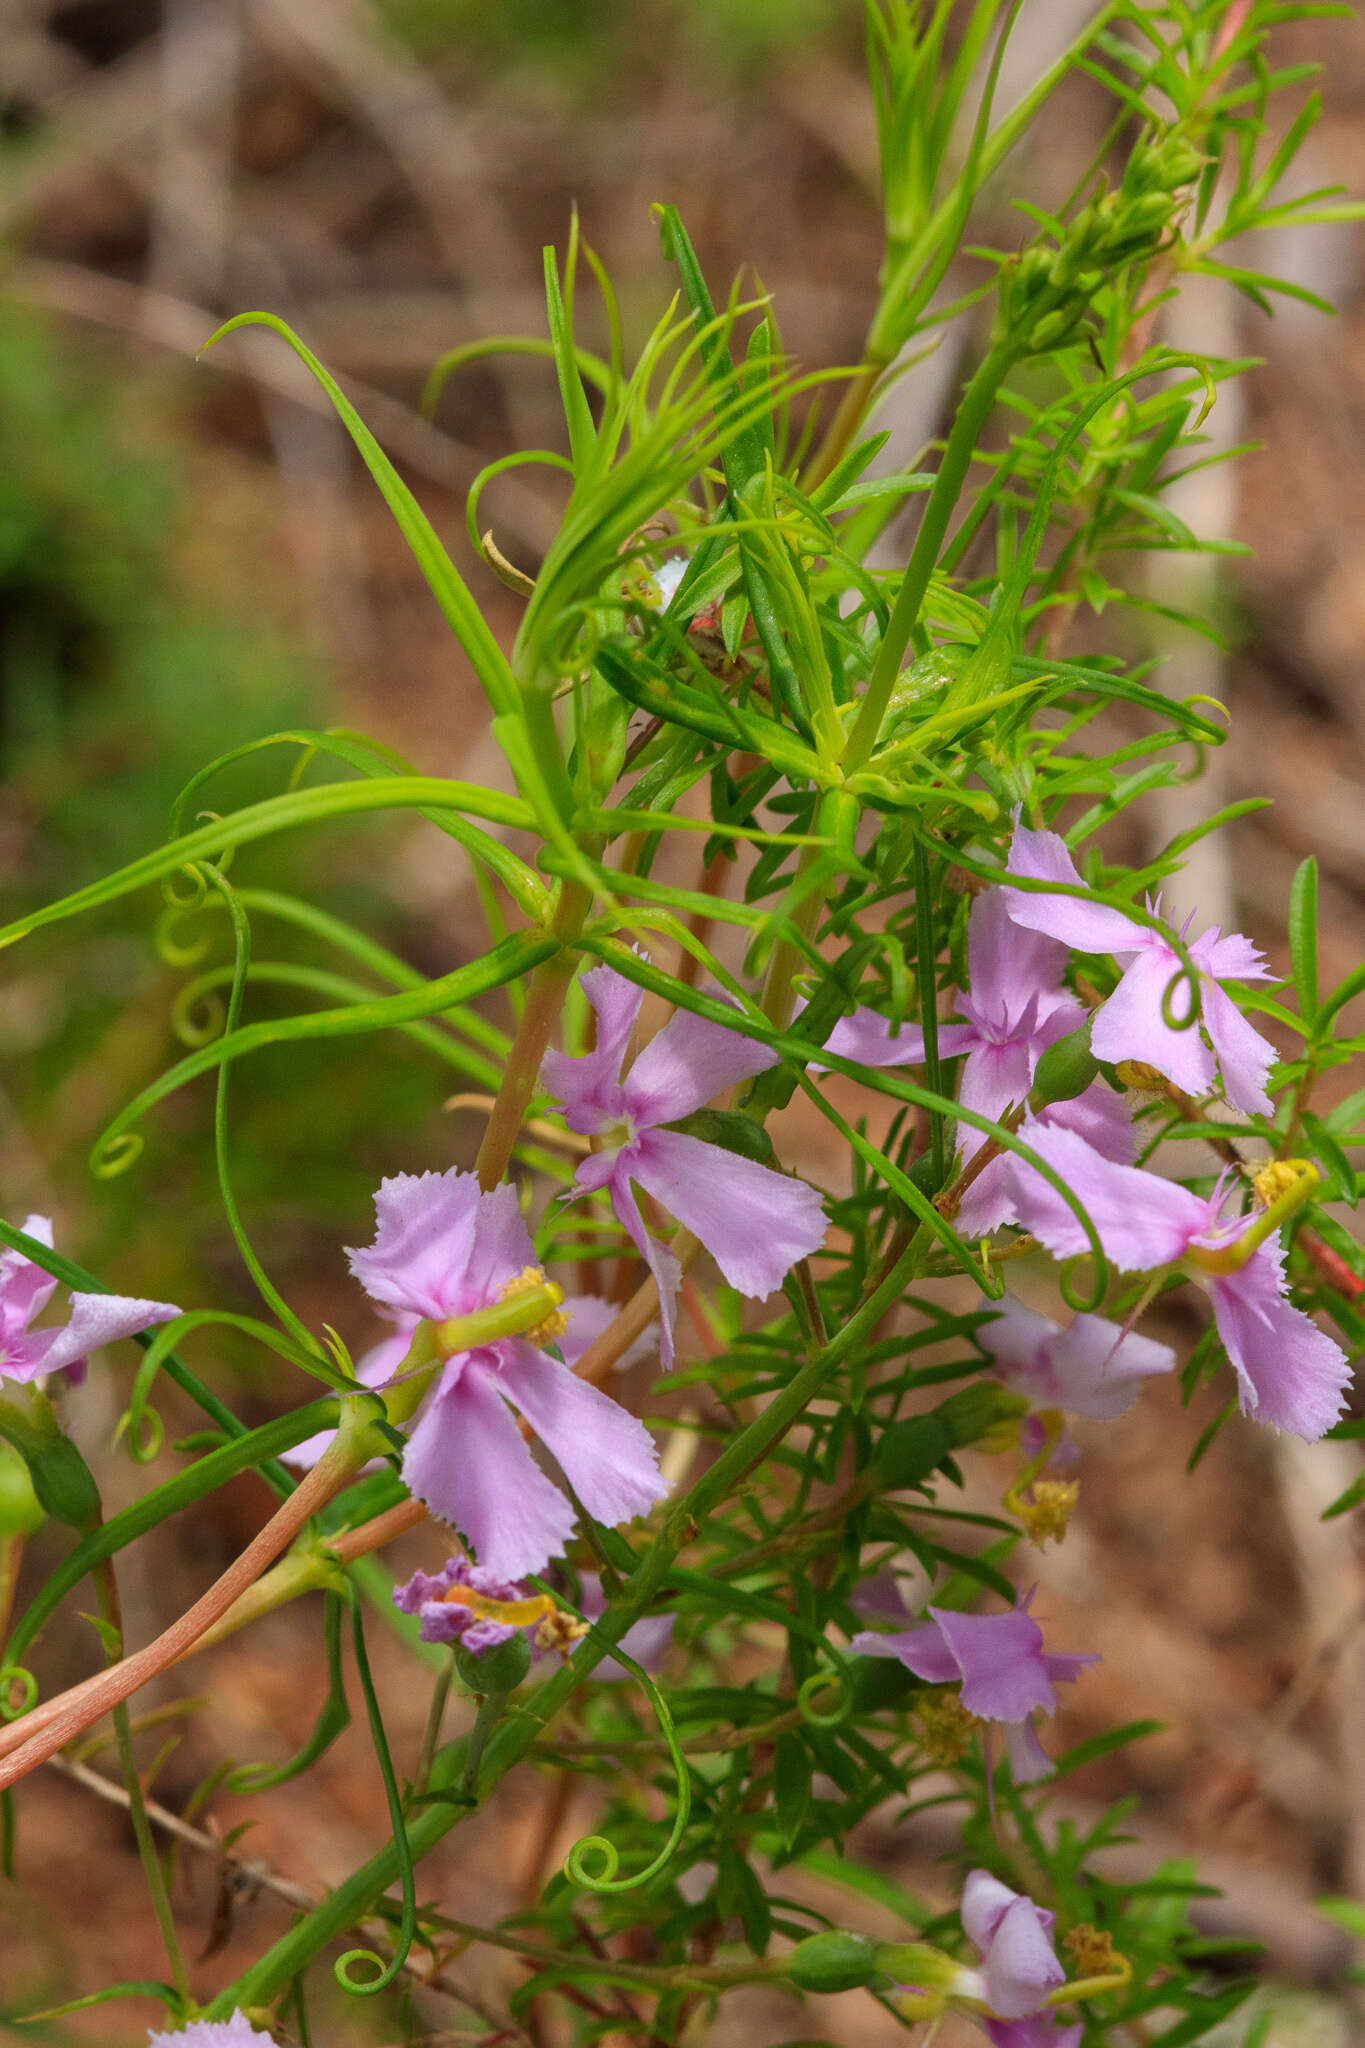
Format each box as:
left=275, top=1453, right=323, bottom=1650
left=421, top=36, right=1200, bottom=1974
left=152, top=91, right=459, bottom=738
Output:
left=0, top=1403, right=384, bottom=1785
left=475, top=881, right=592, bottom=1191
left=92, top=1555, right=191, bottom=2006
left=207, top=1227, right=932, bottom=2012
left=841, top=338, right=1018, bottom=773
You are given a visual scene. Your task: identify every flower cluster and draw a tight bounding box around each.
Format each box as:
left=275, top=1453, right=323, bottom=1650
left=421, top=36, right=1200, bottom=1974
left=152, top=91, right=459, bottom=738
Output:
left=345, top=1169, right=668, bottom=1580
left=827, top=819, right=1350, bottom=1443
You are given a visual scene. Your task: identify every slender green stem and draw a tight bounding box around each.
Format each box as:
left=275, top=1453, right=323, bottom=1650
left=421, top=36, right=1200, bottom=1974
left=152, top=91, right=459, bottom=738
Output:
left=914, top=837, right=946, bottom=1186
left=842, top=339, right=1017, bottom=772
left=94, top=1558, right=191, bottom=2006
left=415, top=1655, right=455, bottom=1796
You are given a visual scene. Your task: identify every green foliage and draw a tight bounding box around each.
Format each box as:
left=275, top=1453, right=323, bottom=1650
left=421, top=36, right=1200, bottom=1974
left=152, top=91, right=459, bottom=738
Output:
left=2, top=2, right=1360, bottom=2042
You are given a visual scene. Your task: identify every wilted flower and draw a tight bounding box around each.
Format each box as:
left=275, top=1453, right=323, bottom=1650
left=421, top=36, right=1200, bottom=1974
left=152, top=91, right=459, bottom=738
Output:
left=1003, top=1124, right=1350, bottom=1439
left=394, top=1554, right=552, bottom=1653
left=348, top=1170, right=667, bottom=1580
left=0, top=1214, right=179, bottom=1386
left=850, top=1592, right=1096, bottom=1783
left=541, top=964, right=828, bottom=1363
left=979, top=1292, right=1175, bottom=1421
left=1001, top=821, right=1276, bottom=1115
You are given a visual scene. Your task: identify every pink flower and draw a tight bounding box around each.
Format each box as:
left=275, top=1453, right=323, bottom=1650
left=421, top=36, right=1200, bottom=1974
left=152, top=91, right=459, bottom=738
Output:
left=0, top=1214, right=179, bottom=1385
left=963, top=1870, right=1066, bottom=2019
left=348, top=1171, right=667, bottom=1580
left=1001, top=821, right=1277, bottom=1115
left=148, top=2018, right=274, bottom=2046
left=980, top=1292, right=1175, bottom=1421
left=541, top=965, right=827, bottom=1364
left=1003, top=1124, right=1350, bottom=1440
left=850, top=1592, right=1096, bottom=1783
left=823, top=889, right=1085, bottom=1170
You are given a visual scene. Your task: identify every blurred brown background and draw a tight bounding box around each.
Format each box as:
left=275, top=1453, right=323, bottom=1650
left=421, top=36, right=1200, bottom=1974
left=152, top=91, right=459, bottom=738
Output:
left=2, top=0, right=1365, bottom=2040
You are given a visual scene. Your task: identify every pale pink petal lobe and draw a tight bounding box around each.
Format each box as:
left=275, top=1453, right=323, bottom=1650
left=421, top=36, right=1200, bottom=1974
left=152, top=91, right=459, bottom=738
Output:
left=494, top=1340, right=667, bottom=1528
left=629, top=1127, right=827, bottom=1298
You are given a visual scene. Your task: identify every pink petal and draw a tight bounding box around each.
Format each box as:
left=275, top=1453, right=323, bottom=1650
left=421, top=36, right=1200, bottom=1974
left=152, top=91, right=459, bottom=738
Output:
left=849, top=1623, right=961, bottom=1682
left=403, top=1359, right=576, bottom=1580
left=986, top=2014, right=1083, bottom=2047
left=1003, top=1123, right=1207, bottom=1272
left=348, top=1170, right=485, bottom=1320
left=0, top=1214, right=58, bottom=1344
left=1195, top=926, right=1272, bottom=983
left=602, top=1164, right=682, bottom=1367
left=978, top=1293, right=1058, bottom=1378
left=1004, top=1715, right=1056, bottom=1785
left=959, top=1039, right=1037, bottom=1158
left=1210, top=1243, right=1350, bottom=1440
left=982, top=1897, right=1066, bottom=2019
left=1047, top=1313, right=1175, bottom=1420
left=540, top=965, right=643, bottom=1131
left=963, top=1870, right=1055, bottom=1953
left=629, top=1127, right=827, bottom=1298
left=956, top=1086, right=1132, bottom=1241
left=1002, top=824, right=1147, bottom=956
left=1046, top=1079, right=1136, bottom=1164
left=16, top=1292, right=181, bottom=1383
left=819, top=1009, right=978, bottom=1068
left=494, top=1339, right=667, bottom=1529
left=149, top=2015, right=275, bottom=2048
left=1196, top=975, right=1276, bottom=1116
left=1090, top=947, right=1218, bottom=1098
left=929, top=1605, right=1056, bottom=1721
left=967, top=888, right=1072, bottom=1029
left=624, top=1002, right=778, bottom=1126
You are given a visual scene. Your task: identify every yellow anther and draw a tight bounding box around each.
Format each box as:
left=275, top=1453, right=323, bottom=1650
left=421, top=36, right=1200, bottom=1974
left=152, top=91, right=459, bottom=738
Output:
left=498, top=1267, right=570, bottom=1345
left=1010, top=1478, right=1079, bottom=1548
left=1253, top=1158, right=1311, bottom=1209
left=534, top=1609, right=590, bottom=1660
left=1063, top=1925, right=1122, bottom=1976
left=914, top=1691, right=980, bottom=1767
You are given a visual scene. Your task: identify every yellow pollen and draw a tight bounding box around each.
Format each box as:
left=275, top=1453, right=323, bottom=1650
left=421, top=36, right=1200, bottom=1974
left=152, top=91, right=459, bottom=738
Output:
left=1253, top=1159, right=1309, bottom=1209
left=534, top=1609, right=590, bottom=1660
left=914, top=1691, right=980, bottom=1767
left=1063, top=1924, right=1123, bottom=1976
left=498, top=1266, right=570, bottom=1345
left=1013, top=1478, right=1079, bottom=1548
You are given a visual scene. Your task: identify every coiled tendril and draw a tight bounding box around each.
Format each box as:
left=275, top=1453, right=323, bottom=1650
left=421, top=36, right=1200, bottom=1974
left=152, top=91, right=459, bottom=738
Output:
left=90, top=1131, right=144, bottom=1181
left=565, top=1640, right=691, bottom=1895
left=0, top=1665, right=38, bottom=1720
left=797, top=1667, right=852, bottom=1729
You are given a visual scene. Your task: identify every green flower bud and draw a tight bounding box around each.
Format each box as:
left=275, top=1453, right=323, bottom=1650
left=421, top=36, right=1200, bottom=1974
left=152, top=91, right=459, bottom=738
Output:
left=1030, top=1018, right=1100, bottom=1107
left=784, top=1930, right=881, bottom=1992
left=455, top=1631, right=532, bottom=1696
left=0, top=1439, right=44, bottom=1537
left=26, top=1436, right=102, bottom=1530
